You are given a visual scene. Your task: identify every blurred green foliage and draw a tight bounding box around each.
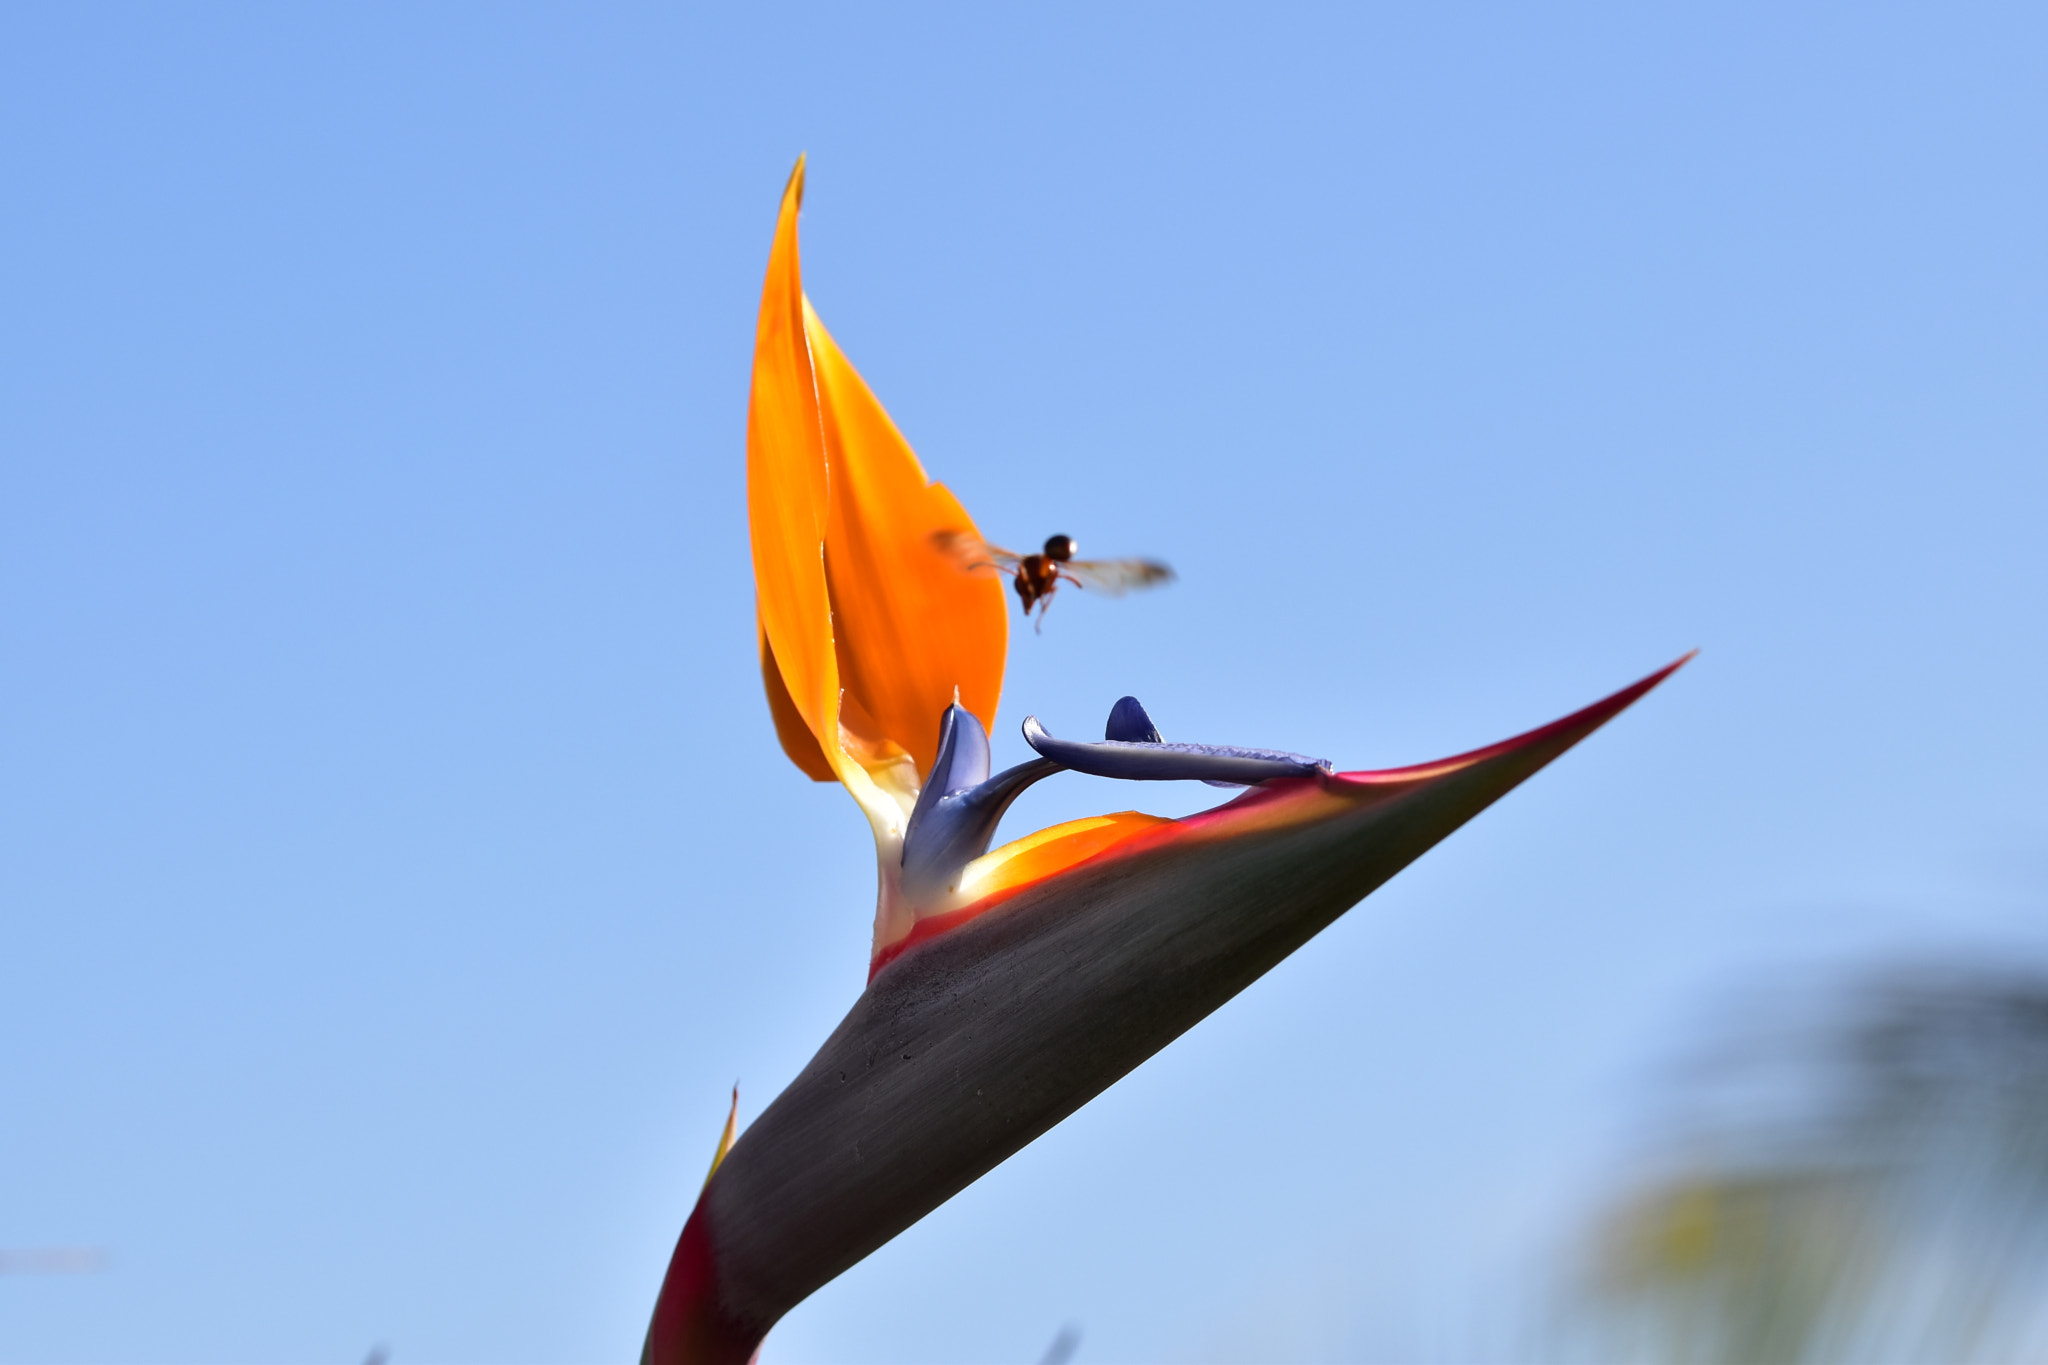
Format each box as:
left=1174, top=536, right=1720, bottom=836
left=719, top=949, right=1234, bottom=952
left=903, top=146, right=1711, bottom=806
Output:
left=1578, top=966, right=2048, bottom=1364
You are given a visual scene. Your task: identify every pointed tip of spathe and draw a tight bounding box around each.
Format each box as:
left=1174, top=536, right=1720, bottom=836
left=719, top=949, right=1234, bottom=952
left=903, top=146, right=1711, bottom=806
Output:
left=1511, top=648, right=1697, bottom=740
left=1604, top=648, right=1696, bottom=705
left=1331, top=650, right=1697, bottom=790
left=704, top=1086, right=741, bottom=1192
left=783, top=153, right=807, bottom=206
left=1608, top=645, right=1695, bottom=709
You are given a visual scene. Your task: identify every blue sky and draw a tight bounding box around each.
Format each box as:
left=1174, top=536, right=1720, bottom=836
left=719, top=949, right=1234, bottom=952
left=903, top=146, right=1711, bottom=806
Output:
left=3, top=3, right=2044, bottom=1360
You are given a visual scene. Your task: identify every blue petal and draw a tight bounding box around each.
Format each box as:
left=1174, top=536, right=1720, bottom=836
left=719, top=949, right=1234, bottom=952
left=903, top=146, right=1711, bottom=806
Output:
left=1102, top=695, right=1258, bottom=787
left=1022, top=714, right=1331, bottom=785
left=907, top=703, right=990, bottom=813
left=901, top=705, right=1063, bottom=903
left=901, top=699, right=1334, bottom=903
left=1105, top=695, right=1164, bottom=744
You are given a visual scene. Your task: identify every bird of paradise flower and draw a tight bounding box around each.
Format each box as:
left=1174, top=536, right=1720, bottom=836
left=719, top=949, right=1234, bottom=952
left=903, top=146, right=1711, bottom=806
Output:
left=642, top=156, right=1692, bottom=1364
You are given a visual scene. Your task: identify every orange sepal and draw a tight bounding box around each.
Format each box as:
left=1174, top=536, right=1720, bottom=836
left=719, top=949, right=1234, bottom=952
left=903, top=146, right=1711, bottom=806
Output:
left=809, top=302, right=1008, bottom=779
left=872, top=811, right=1177, bottom=975
left=747, top=157, right=840, bottom=772
left=747, top=156, right=1009, bottom=788
left=759, top=617, right=835, bottom=782
left=962, top=811, right=1176, bottom=900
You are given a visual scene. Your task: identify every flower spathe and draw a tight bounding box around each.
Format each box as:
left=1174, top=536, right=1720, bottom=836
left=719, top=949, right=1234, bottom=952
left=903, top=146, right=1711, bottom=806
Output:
left=647, top=158, right=1694, bottom=1364
left=651, top=656, right=1690, bottom=1363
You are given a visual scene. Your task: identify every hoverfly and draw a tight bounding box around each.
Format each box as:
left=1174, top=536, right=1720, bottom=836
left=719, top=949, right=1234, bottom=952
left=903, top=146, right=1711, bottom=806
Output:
left=933, top=530, right=1174, bottom=630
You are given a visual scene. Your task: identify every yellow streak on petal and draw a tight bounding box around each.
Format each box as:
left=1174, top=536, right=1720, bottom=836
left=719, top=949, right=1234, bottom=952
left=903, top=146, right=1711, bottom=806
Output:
left=703, top=1086, right=739, bottom=1192
left=958, top=811, right=1176, bottom=901
left=806, top=302, right=1008, bottom=781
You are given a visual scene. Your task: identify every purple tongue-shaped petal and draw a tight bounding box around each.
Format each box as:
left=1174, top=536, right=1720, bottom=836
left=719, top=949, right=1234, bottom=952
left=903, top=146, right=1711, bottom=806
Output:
left=901, top=706, right=1062, bottom=903
left=1099, top=695, right=1269, bottom=787
left=903, top=698, right=1334, bottom=902
left=1023, top=711, right=1331, bottom=785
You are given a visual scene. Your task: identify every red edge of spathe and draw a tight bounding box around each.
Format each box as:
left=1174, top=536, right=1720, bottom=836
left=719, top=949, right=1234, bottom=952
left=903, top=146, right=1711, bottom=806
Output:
left=1337, top=649, right=1696, bottom=784
left=869, top=652, right=1696, bottom=982
left=645, top=1198, right=759, bottom=1365
left=1187, top=648, right=1699, bottom=819
left=869, top=814, right=1190, bottom=979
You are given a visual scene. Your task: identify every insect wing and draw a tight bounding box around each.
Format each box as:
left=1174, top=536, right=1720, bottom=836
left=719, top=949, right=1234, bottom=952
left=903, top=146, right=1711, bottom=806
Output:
left=1061, top=556, right=1176, bottom=597
left=931, top=529, right=1024, bottom=575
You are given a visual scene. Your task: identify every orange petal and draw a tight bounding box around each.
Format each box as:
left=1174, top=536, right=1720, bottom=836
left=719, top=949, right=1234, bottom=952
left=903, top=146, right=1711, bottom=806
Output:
left=960, top=811, right=1175, bottom=903
left=871, top=811, right=1176, bottom=971
left=747, top=157, right=841, bottom=773
left=807, top=301, right=1009, bottom=781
